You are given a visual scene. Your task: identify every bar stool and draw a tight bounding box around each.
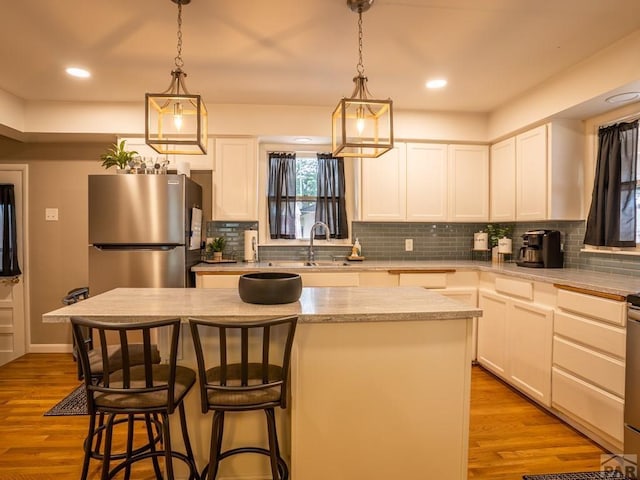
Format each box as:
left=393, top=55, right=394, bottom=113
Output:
left=71, top=316, right=199, bottom=480
left=189, top=316, right=298, bottom=480
left=64, top=287, right=163, bottom=474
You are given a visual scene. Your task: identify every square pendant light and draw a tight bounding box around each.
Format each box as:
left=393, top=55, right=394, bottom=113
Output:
left=145, top=0, right=208, bottom=155
left=332, top=0, right=393, bottom=158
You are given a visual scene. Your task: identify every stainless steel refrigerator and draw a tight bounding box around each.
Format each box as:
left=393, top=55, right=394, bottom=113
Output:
left=88, top=174, right=203, bottom=295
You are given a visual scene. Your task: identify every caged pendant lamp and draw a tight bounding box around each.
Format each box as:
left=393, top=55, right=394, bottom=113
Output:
left=146, top=0, right=208, bottom=155
left=332, top=0, right=393, bottom=158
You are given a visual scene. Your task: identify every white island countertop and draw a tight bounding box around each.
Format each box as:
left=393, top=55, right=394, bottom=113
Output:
left=42, top=286, right=481, bottom=324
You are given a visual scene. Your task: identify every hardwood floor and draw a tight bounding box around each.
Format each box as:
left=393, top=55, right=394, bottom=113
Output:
left=0, top=354, right=607, bottom=479
left=469, top=366, right=607, bottom=479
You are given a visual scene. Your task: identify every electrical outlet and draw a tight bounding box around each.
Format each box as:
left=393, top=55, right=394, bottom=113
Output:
left=405, top=238, right=413, bottom=251
left=45, top=208, right=58, bottom=221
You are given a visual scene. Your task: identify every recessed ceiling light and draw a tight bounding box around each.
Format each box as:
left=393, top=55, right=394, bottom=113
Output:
left=605, top=92, right=640, bottom=104
left=295, top=137, right=312, bottom=143
left=426, top=79, right=447, bottom=89
left=66, top=67, right=91, bottom=78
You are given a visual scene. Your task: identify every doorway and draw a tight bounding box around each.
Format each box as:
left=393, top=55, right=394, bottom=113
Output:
left=0, top=165, right=28, bottom=367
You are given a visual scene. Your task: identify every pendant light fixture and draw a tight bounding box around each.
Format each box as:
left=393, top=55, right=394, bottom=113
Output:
left=146, top=0, right=208, bottom=155
left=332, top=0, right=393, bottom=158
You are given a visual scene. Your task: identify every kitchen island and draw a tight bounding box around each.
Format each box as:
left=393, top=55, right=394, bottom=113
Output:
left=44, top=287, right=480, bottom=480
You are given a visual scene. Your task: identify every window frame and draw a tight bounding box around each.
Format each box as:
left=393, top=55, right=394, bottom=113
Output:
left=258, top=143, right=354, bottom=247
left=581, top=106, right=640, bottom=255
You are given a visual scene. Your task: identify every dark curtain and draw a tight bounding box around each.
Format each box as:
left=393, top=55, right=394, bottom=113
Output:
left=584, top=121, right=638, bottom=247
left=268, top=152, right=297, bottom=239
left=0, top=184, right=21, bottom=276
left=315, top=153, right=348, bottom=239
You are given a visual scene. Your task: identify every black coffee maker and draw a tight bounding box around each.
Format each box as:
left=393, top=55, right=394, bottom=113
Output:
left=516, top=230, right=564, bottom=268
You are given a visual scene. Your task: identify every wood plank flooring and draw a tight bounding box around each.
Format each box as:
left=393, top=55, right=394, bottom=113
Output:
left=0, top=354, right=608, bottom=479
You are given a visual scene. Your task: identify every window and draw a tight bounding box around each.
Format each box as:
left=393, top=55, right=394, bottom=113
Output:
left=266, top=150, right=349, bottom=241
left=295, top=156, right=318, bottom=239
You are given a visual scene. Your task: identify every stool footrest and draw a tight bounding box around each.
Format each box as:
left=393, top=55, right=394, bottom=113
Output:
left=203, top=447, right=289, bottom=480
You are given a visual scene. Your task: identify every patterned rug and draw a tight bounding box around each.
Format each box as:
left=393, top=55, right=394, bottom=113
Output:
left=44, top=384, right=88, bottom=416
left=523, top=472, right=628, bottom=479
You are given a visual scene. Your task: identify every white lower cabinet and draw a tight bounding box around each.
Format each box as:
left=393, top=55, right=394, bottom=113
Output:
left=477, top=290, right=509, bottom=379
left=551, top=287, right=627, bottom=450
left=508, top=300, right=553, bottom=406
left=477, top=286, right=553, bottom=407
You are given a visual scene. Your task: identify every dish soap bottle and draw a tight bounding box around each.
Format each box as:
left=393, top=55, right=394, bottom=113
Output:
left=352, top=238, right=362, bottom=257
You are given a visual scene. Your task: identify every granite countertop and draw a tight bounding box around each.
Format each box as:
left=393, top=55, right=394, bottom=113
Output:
left=43, top=286, right=481, bottom=324
left=193, top=260, right=640, bottom=297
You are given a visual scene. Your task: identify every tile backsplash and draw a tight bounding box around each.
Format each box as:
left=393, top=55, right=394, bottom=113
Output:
left=206, top=220, right=640, bottom=276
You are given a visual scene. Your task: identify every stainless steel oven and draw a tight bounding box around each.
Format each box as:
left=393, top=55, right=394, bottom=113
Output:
left=625, top=294, right=640, bottom=457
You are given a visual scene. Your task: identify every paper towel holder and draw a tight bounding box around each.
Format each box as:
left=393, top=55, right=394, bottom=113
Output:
left=244, top=229, right=259, bottom=263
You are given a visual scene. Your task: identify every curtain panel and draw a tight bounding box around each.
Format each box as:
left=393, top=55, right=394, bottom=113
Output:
left=315, top=153, right=348, bottom=239
left=267, top=152, right=297, bottom=239
left=0, top=184, right=21, bottom=277
left=584, top=121, right=638, bottom=247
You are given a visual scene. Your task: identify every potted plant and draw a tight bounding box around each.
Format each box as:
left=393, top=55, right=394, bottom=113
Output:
left=206, top=236, right=226, bottom=261
left=100, top=140, right=138, bottom=172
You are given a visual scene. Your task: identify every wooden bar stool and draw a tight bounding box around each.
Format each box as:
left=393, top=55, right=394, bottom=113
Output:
left=72, top=316, right=198, bottom=480
left=189, top=316, right=298, bottom=480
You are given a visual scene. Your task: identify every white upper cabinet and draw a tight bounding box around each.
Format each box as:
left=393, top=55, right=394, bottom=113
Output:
left=361, top=142, right=489, bottom=222
left=490, top=120, right=584, bottom=222
left=213, top=137, right=258, bottom=221
left=361, top=144, right=407, bottom=221
left=406, top=143, right=448, bottom=221
left=516, top=124, right=548, bottom=221
left=489, top=137, right=516, bottom=222
left=448, top=144, right=489, bottom=222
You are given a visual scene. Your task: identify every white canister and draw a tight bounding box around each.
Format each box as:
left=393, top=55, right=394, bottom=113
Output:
left=474, top=232, right=489, bottom=250
left=498, top=237, right=512, bottom=254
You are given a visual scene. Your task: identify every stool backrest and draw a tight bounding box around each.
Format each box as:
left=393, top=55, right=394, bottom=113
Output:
left=189, top=316, right=297, bottom=410
left=71, top=316, right=181, bottom=413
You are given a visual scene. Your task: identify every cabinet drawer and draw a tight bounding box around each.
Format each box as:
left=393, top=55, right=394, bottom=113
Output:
left=199, top=274, right=241, bottom=288
left=552, top=367, right=624, bottom=443
left=398, top=273, right=447, bottom=289
left=557, top=289, right=626, bottom=326
left=553, top=337, right=625, bottom=396
left=300, top=273, right=359, bottom=287
left=554, top=311, right=625, bottom=359
left=494, top=276, right=533, bottom=300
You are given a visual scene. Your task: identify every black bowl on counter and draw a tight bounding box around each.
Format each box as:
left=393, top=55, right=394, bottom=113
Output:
left=238, top=272, right=302, bottom=305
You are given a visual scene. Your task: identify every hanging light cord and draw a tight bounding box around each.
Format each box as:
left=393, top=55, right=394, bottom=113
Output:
left=174, top=1, right=184, bottom=69
left=356, top=9, right=365, bottom=76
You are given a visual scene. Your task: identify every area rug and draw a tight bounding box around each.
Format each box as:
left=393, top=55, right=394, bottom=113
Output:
left=523, top=472, right=627, bottom=479
left=44, top=384, right=88, bottom=416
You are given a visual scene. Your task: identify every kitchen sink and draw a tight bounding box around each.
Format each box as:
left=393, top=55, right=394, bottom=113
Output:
left=267, top=261, right=350, bottom=267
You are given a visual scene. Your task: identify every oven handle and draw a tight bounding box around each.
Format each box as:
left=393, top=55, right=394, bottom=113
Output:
left=628, top=304, right=640, bottom=322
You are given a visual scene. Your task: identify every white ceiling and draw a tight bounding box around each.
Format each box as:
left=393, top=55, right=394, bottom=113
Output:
left=2, top=0, right=640, bottom=114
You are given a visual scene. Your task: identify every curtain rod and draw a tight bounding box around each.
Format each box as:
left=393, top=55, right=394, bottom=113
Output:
left=600, top=111, right=640, bottom=128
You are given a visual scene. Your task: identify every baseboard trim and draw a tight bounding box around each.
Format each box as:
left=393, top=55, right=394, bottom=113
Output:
left=29, top=344, right=73, bottom=354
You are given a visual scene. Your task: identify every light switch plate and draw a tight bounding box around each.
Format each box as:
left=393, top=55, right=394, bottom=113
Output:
left=45, top=208, right=58, bottom=221
left=405, top=239, right=413, bottom=251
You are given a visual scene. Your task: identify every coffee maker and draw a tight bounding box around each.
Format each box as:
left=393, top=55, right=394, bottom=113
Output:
left=516, top=229, right=564, bottom=268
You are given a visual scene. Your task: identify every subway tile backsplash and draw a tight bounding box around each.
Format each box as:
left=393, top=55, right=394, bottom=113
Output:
left=206, top=220, right=640, bottom=276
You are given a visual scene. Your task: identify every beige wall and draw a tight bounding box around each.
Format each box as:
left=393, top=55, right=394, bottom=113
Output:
left=0, top=140, right=212, bottom=347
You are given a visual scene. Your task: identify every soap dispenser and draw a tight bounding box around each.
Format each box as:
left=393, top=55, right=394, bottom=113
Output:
left=353, top=238, right=362, bottom=257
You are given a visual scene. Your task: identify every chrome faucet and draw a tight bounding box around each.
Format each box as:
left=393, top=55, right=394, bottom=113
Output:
left=308, top=221, right=330, bottom=263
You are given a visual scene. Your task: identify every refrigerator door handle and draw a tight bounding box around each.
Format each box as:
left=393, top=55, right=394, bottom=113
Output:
left=93, top=245, right=180, bottom=251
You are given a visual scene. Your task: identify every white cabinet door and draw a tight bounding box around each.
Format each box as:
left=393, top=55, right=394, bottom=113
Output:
left=516, top=125, right=547, bottom=220
left=448, top=144, right=489, bottom=222
left=489, top=137, right=516, bottom=221
left=406, top=143, right=448, bottom=221
left=477, top=290, right=509, bottom=380
left=508, top=300, right=553, bottom=407
left=213, top=137, right=258, bottom=221
left=361, top=144, right=406, bottom=221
